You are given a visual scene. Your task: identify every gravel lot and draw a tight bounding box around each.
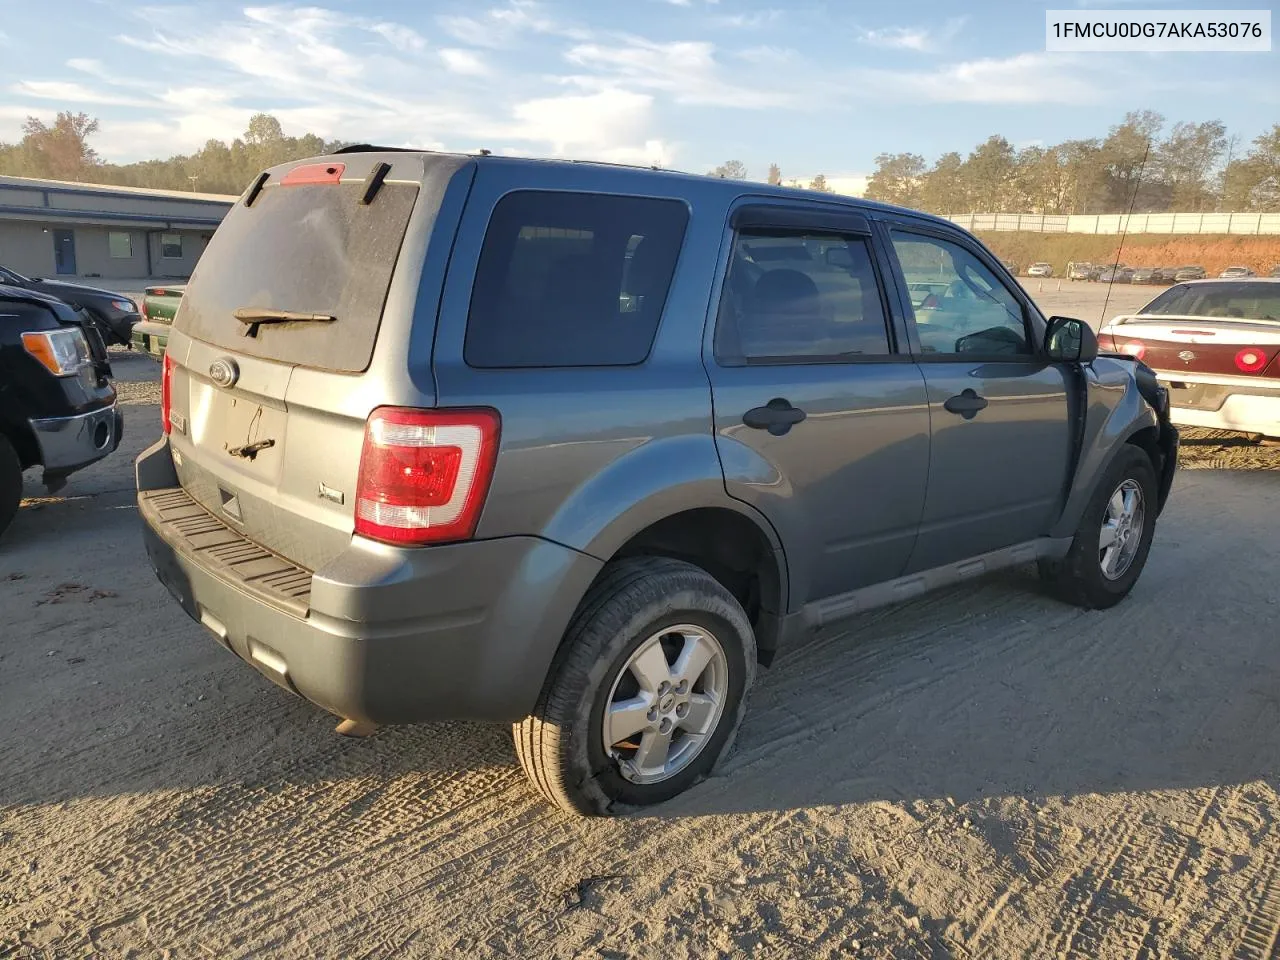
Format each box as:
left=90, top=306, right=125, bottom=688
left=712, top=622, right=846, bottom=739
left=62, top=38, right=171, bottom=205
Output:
left=3, top=284, right=1279, bottom=959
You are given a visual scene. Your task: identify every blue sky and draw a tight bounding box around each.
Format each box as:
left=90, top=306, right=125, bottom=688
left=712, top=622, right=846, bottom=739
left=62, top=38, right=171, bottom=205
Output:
left=1, top=0, right=1277, bottom=194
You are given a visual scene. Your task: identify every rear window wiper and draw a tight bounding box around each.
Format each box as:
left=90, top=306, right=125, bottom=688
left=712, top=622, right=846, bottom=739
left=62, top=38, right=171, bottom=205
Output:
left=233, top=307, right=336, bottom=338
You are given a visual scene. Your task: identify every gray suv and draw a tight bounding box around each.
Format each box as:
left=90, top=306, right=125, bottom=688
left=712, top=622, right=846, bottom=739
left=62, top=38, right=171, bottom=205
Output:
left=137, top=149, right=1178, bottom=815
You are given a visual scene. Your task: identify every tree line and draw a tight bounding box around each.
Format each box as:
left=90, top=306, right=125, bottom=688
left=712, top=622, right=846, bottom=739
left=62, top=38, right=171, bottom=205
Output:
left=719, top=111, right=1278, bottom=214
left=0, top=112, right=348, bottom=196
left=3, top=109, right=1277, bottom=214
left=861, top=111, right=1280, bottom=214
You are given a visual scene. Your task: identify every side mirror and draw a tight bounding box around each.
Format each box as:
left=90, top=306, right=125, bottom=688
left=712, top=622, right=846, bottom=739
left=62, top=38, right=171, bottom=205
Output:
left=1045, top=315, right=1098, bottom=363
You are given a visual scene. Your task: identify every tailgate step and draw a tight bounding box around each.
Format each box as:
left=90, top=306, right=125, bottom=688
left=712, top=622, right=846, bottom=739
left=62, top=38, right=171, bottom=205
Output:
left=141, top=488, right=313, bottom=616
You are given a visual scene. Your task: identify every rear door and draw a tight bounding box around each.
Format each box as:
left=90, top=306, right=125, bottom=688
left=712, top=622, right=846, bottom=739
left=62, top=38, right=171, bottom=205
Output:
left=881, top=223, right=1074, bottom=572
left=706, top=202, right=931, bottom=606
left=166, top=153, right=467, bottom=571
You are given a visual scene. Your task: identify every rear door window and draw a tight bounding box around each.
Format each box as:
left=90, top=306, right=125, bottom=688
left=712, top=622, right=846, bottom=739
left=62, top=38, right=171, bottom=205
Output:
left=465, top=191, right=689, bottom=368
left=714, top=231, right=894, bottom=363
left=177, top=179, right=420, bottom=372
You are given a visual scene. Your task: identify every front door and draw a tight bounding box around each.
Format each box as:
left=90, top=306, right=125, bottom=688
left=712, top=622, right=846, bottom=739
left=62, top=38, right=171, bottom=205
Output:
left=706, top=204, right=930, bottom=608
left=53, top=229, right=77, bottom=275
left=882, top=225, right=1073, bottom=572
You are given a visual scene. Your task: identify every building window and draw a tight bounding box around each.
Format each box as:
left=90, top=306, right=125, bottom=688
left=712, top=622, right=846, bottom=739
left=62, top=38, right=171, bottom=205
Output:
left=108, top=231, right=133, bottom=259
left=160, top=234, right=183, bottom=259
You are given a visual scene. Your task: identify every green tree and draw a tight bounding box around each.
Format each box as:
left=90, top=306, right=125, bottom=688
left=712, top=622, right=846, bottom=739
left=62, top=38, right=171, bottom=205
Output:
left=961, top=135, right=1017, bottom=212
left=1224, top=124, right=1280, bottom=210
left=1158, top=120, right=1228, bottom=211
left=767, top=163, right=782, bottom=185
left=808, top=173, right=832, bottom=192
left=864, top=152, right=926, bottom=207
left=710, top=159, right=748, bottom=179
left=4, top=112, right=102, bottom=180
left=1099, top=110, right=1165, bottom=211
left=917, top=151, right=967, bottom=214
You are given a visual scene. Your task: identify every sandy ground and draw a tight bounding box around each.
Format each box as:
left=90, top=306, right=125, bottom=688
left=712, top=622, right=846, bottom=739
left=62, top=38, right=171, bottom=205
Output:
left=3, top=284, right=1280, bottom=959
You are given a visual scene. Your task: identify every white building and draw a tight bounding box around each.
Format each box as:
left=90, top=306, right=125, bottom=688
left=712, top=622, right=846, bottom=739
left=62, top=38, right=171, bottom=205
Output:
left=0, top=175, right=236, bottom=282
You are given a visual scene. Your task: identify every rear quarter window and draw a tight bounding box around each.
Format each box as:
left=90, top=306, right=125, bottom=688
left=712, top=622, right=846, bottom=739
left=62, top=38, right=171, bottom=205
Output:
left=465, top=191, right=689, bottom=368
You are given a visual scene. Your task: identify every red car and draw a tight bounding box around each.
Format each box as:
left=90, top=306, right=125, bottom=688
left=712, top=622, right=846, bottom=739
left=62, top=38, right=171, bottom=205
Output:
left=1098, top=278, right=1280, bottom=439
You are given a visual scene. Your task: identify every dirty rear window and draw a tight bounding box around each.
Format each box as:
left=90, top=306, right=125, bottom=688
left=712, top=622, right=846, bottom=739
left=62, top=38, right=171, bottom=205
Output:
left=176, top=180, right=419, bottom=372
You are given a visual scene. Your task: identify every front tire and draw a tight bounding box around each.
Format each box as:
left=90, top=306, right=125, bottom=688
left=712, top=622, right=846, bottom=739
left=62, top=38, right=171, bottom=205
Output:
left=1039, top=445, right=1158, bottom=609
left=514, top=557, right=756, bottom=816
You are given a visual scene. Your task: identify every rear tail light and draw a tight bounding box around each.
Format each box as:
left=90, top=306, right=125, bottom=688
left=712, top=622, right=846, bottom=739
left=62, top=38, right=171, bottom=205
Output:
left=1236, top=348, right=1268, bottom=373
left=139, top=299, right=149, bottom=320
left=1121, top=341, right=1146, bottom=361
left=161, top=353, right=174, bottom=434
left=354, top=407, right=501, bottom=546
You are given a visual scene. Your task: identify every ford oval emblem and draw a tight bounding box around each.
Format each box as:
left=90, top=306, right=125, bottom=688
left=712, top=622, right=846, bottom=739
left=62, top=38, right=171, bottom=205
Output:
left=1178, top=350, right=1196, bottom=363
left=209, top=358, right=239, bottom=388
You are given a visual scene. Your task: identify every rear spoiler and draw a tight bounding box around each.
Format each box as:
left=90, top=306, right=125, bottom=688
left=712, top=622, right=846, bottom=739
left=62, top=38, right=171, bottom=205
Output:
left=1110, top=312, right=1280, bottom=328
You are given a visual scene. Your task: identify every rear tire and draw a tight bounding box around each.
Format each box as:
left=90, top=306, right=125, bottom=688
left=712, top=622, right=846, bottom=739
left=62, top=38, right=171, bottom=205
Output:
left=1039, top=445, right=1158, bottom=609
left=514, top=557, right=756, bottom=816
left=0, top=435, right=23, bottom=539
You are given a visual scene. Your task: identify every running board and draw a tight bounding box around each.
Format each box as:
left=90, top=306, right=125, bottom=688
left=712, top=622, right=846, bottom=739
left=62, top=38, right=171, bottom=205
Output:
left=801, top=537, right=1072, bottom=631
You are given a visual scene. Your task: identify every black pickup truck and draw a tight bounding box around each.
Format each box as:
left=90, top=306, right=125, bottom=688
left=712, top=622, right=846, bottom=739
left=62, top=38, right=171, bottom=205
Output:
left=0, top=285, right=122, bottom=537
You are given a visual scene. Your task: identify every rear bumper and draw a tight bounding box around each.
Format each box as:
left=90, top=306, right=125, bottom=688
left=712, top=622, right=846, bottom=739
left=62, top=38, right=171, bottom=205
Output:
left=136, top=440, right=602, bottom=724
left=1154, top=370, right=1280, bottom=437
left=30, top=403, right=122, bottom=478
left=131, top=320, right=171, bottom=360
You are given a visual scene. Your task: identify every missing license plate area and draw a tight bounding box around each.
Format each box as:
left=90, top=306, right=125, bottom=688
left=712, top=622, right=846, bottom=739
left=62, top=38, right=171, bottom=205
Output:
left=1165, top=382, right=1230, bottom=411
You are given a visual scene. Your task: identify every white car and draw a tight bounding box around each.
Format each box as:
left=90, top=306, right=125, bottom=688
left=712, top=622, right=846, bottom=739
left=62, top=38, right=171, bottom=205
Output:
left=1027, top=262, right=1054, bottom=278
left=1099, top=278, right=1280, bottom=439
left=1219, top=265, right=1256, bottom=278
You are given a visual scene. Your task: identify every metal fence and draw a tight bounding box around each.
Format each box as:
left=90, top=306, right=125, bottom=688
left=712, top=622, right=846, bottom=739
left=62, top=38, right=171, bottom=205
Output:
left=944, top=211, right=1280, bottom=235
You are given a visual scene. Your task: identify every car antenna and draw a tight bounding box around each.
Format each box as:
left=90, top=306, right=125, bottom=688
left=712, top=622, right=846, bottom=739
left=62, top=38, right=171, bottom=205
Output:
left=1101, top=139, right=1151, bottom=327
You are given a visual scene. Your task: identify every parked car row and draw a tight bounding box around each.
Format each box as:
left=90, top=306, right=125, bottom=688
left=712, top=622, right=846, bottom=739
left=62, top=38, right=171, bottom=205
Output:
left=1029, top=262, right=1280, bottom=284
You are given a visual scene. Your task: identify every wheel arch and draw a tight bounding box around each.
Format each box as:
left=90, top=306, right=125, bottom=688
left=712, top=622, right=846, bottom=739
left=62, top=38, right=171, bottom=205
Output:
left=537, top=433, right=790, bottom=664
left=1051, top=367, right=1162, bottom=539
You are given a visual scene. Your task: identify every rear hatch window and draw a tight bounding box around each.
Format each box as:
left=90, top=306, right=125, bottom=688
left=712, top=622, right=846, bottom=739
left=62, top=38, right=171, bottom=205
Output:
left=176, top=176, right=419, bottom=372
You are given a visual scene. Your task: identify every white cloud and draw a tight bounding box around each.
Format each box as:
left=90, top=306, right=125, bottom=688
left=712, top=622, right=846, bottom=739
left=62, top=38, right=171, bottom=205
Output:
left=857, top=17, right=967, bottom=53
left=508, top=87, right=654, bottom=154
left=371, top=22, right=426, bottom=52
left=717, top=10, right=782, bottom=29
left=439, top=0, right=578, bottom=48
left=564, top=37, right=795, bottom=108
left=439, top=48, right=488, bottom=76
left=866, top=53, right=1104, bottom=104
left=9, top=81, right=152, bottom=108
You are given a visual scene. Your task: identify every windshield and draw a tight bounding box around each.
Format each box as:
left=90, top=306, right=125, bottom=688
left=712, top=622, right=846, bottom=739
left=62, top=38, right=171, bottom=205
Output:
left=0, top=265, right=28, bottom=285
left=1140, top=282, right=1280, bottom=321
